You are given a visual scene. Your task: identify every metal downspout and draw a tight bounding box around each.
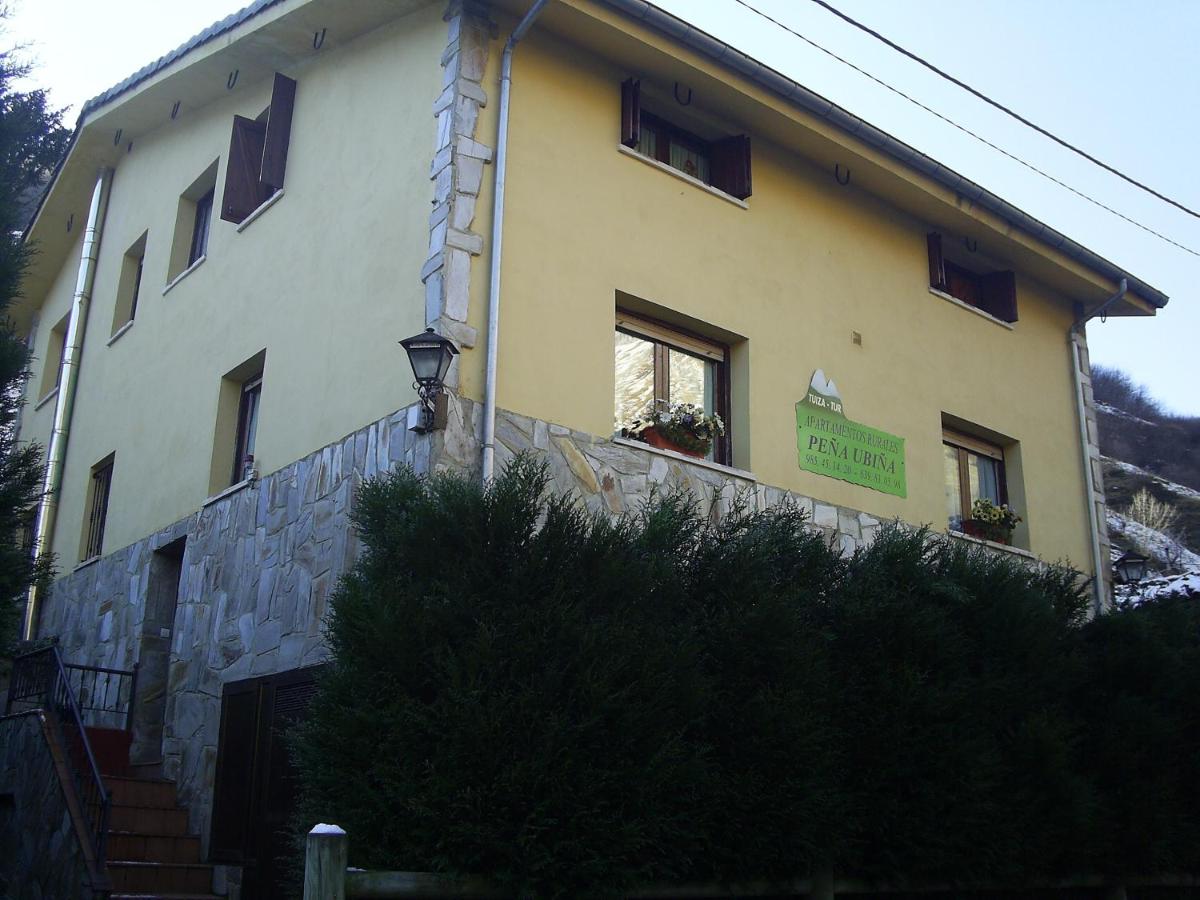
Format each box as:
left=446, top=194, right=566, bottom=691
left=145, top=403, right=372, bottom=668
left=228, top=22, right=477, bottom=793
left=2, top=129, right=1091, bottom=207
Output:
left=1070, top=277, right=1126, bottom=614
left=481, top=0, right=550, bottom=484
left=24, top=169, right=113, bottom=640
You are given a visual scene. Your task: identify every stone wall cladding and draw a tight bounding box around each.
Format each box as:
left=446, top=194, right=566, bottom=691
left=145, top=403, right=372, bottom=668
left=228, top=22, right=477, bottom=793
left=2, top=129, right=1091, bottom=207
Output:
left=420, top=0, right=496, bottom=379
left=32, top=394, right=1043, bottom=873
left=442, top=396, right=886, bottom=554
left=1072, top=326, right=1114, bottom=608
left=0, top=712, right=93, bottom=899
left=36, top=402, right=434, bottom=851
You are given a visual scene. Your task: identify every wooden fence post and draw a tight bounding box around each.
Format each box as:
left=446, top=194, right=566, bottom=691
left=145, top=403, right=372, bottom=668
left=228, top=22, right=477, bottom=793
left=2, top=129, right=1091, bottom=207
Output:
left=303, top=823, right=348, bottom=900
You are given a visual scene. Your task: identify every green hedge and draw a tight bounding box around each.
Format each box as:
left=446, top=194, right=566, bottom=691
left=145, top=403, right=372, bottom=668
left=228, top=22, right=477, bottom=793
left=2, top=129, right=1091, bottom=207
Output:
left=293, top=458, right=1200, bottom=897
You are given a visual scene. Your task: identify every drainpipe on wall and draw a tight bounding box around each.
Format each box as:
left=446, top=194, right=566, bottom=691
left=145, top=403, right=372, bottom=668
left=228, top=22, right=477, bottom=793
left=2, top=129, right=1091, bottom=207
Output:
left=23, top=168, right=113, bottom=640
left=1070, top=277, right=1125, bottom=615
left=481, top=0, right=550, bottom=484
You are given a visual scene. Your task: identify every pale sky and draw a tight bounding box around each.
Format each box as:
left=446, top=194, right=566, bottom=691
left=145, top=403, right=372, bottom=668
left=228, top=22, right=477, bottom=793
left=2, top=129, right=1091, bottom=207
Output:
left=7, top=0, right=1198, bottom=414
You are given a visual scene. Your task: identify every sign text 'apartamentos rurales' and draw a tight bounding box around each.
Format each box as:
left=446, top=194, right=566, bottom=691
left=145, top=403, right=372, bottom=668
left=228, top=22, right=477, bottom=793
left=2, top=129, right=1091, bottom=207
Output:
left=795, top=370, right=906, bottom=497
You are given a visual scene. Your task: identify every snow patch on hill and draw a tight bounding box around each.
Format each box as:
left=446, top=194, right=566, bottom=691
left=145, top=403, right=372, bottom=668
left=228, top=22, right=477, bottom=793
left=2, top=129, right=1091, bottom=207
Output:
left=1095, top=402, right=1159, bottom=428
left=1107, top=511, right=1200, bottom=571
left=1103, top=456, right=1200, bottom=502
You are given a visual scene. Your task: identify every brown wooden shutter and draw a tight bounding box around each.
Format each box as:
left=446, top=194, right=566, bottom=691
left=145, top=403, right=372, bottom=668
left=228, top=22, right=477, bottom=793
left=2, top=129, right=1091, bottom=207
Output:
left=711, top=135, right=752, bottom=199
left=209, top=681, right=261, bottom=860
left=980, top=270, right=1018, bottom=322
left=221, top=116, right=270, bottom=223
left=261, top=73, right=297, bottom=190
left=927, top=233, right=947, bottom=291
left=620, top=78, right=640, bottom=148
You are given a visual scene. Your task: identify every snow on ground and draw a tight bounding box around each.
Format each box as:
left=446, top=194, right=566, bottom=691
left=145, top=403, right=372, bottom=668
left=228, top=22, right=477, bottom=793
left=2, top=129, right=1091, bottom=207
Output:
left=1116, top=570, right=1200, bottom=606
left=1103, top=456, right=1200, bottom=502
left=1107, top=510, right=1200, bottom=571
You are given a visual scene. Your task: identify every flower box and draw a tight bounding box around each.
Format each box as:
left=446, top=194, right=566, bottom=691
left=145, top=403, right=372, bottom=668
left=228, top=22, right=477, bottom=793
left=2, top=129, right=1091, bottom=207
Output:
left=640, top=425, right=704, bottom=459
left=962, top=519, right=1012, bottom=545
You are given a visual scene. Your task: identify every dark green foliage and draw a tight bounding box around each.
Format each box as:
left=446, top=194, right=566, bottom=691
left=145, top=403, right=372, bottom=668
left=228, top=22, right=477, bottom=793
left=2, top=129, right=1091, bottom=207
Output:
left=0, top=29, right=70, bottom=653
left=294, top=459, right=1200, bottom=895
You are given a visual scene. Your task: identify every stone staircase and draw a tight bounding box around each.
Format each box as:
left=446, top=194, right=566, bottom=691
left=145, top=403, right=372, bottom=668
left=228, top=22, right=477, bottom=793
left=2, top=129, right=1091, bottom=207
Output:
left=103, top=772, right=223, bottom=899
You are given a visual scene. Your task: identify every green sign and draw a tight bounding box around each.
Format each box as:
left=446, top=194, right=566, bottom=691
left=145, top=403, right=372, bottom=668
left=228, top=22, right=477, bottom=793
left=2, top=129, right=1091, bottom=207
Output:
left=795, top=370, right=906, bottom=497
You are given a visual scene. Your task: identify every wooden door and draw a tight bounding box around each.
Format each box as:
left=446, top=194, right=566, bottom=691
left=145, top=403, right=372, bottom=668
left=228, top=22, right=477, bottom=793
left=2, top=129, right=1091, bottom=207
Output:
left=209, top=665, right=322, bottom=899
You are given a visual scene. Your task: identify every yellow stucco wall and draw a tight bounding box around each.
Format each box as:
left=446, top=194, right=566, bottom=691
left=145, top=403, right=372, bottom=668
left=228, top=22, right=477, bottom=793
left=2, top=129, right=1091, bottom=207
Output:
left=474, top=28, right=1093, bottom=571
left=20, top=3, right=445, bottom=565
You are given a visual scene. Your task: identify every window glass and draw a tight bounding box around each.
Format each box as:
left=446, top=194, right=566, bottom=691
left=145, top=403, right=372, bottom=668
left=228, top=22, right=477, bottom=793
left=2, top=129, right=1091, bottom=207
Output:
left=189, top=189, right=214, bottom=265
left=669, top=141, right=709, bottom=182
left=969, top=453, right=1001, bottom=506
left=636, top=123, right=658, bottom=160
left=233, top=377, right=262, bottom=484
left=668, top=348, right=713, bottom=410
left=944, top=444, right=964, bottom=529
left=614, top=331, right=655, bottom=434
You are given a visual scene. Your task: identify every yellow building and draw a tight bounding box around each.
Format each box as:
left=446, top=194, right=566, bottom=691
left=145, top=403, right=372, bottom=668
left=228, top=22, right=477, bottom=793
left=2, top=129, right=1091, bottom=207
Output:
left=7, top=0, right=1165, bottom=896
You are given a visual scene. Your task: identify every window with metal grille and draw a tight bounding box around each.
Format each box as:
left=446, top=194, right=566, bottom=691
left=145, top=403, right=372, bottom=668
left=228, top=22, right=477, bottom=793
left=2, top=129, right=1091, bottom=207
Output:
left=82, top=457, right=114, bottom=561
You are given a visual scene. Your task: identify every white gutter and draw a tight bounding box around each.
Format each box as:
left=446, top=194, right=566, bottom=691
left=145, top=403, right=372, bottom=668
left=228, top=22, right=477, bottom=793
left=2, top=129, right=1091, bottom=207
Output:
left=481, top=0, right=551, bottom=484
left=1070, top=277, right=1126, bottom=615
left=24, top=169, right=113, bottom=640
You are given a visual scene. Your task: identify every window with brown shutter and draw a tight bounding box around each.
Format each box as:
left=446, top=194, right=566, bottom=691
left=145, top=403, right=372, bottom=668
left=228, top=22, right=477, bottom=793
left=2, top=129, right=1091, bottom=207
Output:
left=620, top=79, right=752, bottom=200
left=221, top=73, right=297, bottom=224
left=926, top=232, right=1018, bottom=323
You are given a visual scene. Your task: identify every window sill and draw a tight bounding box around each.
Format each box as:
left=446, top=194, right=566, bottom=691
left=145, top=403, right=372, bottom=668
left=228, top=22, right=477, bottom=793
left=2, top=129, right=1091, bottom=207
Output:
left=614, top=436, right=756, bottom=482
left=617, top=144, right=749, bottom=210
left=162, top=255, right=207, bottom=297
left=948, top=529, right=1035, bottom=560
left=929, top=288, right=1015, bottom=330
left=235, top=189, right=284, bottom=233
left=107, top=321, right=134, bottom=346
left=202, top=476, right=255, bottom=509
left=34, top=387, right=59, bottom=411
left=74, top=555, right=101, bottom=573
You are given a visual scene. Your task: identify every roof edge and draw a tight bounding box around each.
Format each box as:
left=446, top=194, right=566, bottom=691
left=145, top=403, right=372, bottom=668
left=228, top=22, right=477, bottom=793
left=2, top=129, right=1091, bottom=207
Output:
left=599, top=0, right=1168, bottom=309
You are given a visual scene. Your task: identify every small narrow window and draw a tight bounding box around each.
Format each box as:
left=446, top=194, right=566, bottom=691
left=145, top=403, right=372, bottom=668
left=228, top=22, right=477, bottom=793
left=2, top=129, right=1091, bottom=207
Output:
left=232, top=375, right=262, bottom=485
left=189, top=190, right=214, bottom=266
left=927, top=233, right=1018, bottom=322
left=221, top=73, right=297, bottom=224
left=112, top=231, right=148, bottom=334
left=210, top=350, right=266, bottom=494
left=39, top=313, right=70, bottom=399
left=82, top=455, right=115, bottom=561
left=168, top=161, right=219, bottom=282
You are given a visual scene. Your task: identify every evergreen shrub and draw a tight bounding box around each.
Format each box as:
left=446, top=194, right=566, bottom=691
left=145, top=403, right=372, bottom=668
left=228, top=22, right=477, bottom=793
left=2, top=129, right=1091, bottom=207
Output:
left=293, top=457, right=1200, bottom=896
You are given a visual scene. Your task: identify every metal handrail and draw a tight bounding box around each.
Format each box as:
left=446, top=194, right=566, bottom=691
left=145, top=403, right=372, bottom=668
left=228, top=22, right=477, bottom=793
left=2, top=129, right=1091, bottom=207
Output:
left=5, top=646, right=114, bottom=865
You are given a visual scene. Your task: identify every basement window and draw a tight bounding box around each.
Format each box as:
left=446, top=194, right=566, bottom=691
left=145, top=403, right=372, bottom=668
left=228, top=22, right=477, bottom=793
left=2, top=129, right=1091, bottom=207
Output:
left=221, top=73, right=297, bottom=225
left=927, top=233, right=1017, bottom=323
left=620, top=78, right=752, bottom=200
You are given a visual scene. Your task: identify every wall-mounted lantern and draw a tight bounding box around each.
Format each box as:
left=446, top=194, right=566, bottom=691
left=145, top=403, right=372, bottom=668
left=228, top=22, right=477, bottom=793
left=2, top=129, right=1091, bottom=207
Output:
left=400, top=327, right=459, bottom=433
left=1113, top=550, right=1150, bottom=586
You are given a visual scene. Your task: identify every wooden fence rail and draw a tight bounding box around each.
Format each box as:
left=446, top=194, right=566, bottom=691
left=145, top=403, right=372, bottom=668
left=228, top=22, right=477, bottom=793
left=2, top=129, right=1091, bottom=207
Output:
left=303, top=825, right=1200, bottom=900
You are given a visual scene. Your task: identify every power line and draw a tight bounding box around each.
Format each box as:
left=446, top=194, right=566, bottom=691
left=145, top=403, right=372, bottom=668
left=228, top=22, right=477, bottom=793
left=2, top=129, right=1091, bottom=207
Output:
left=729, top=0, right=1200, bottom=258
left=806, top=0, right=1200, bottom=222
